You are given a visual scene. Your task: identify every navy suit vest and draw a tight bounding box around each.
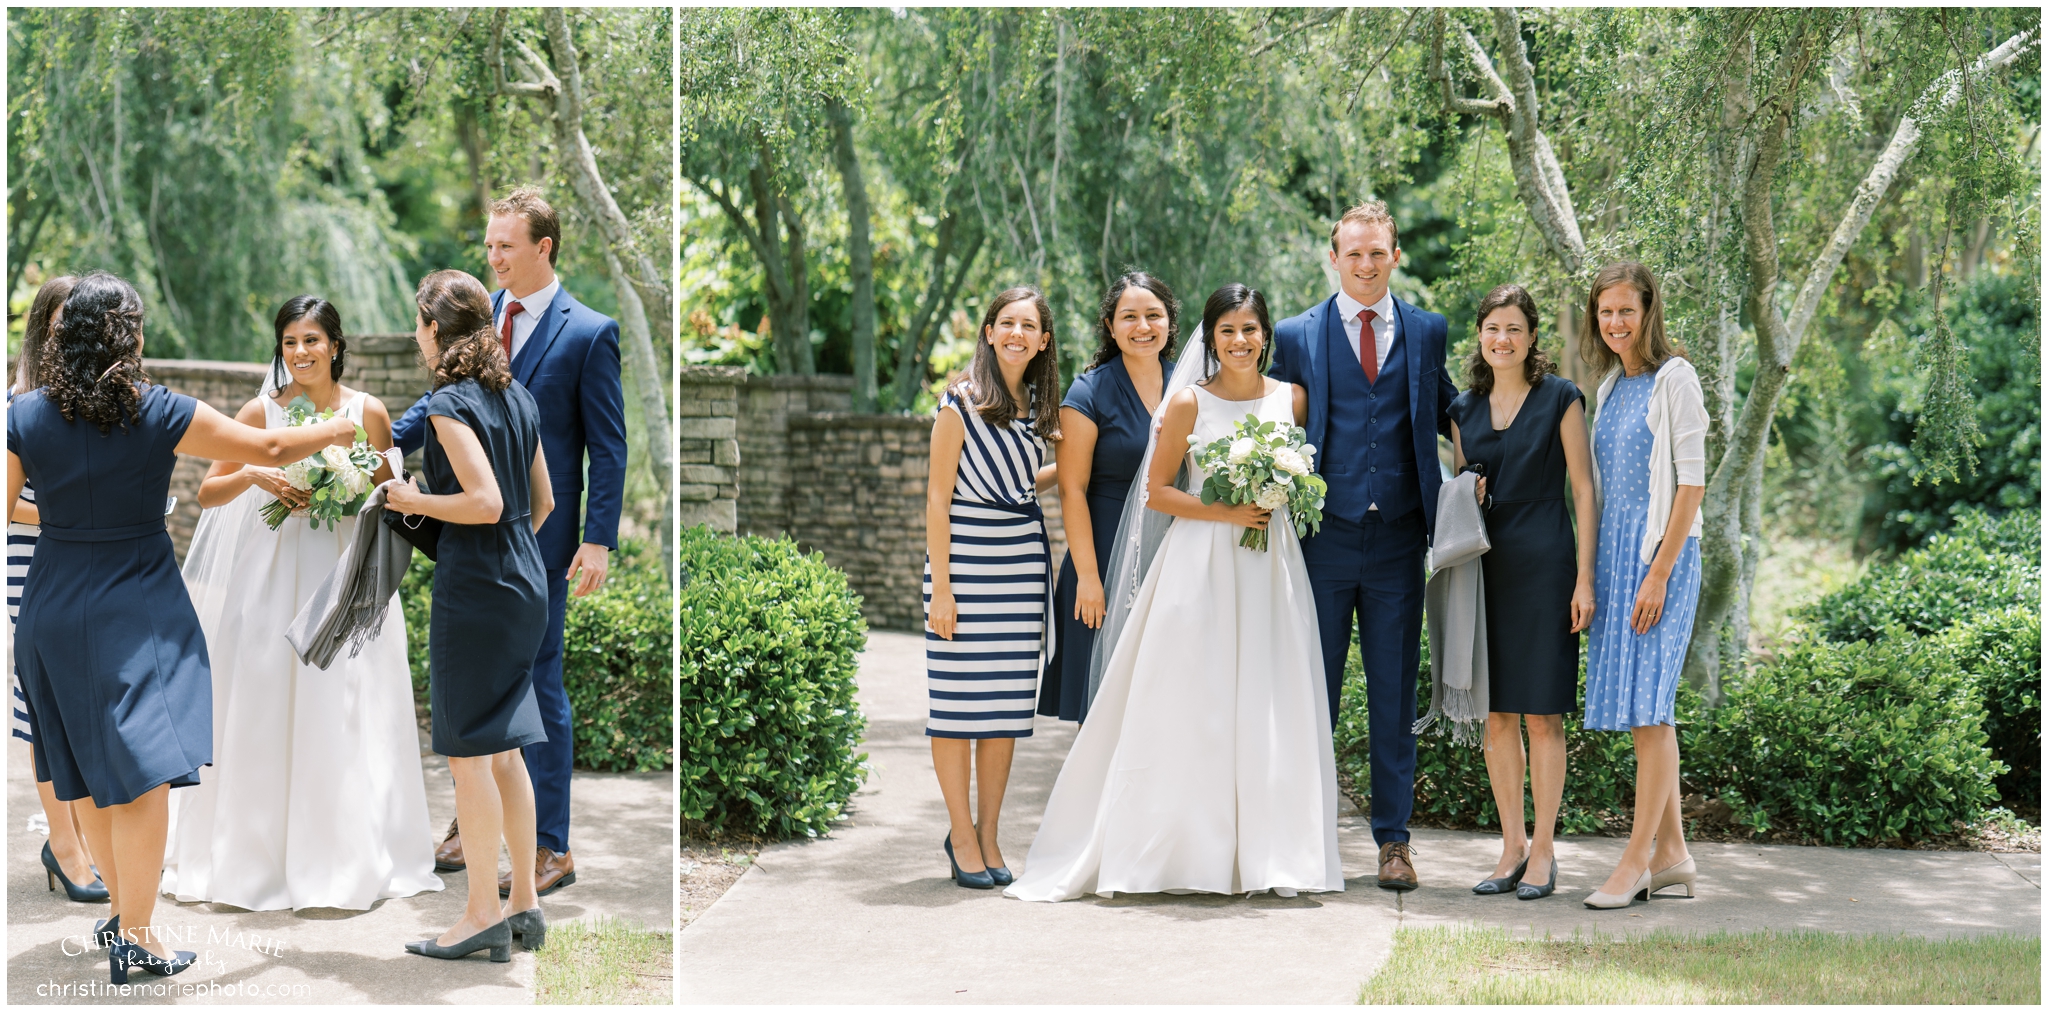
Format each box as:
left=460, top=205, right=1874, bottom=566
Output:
left=1320, top=311, right=1421, bottom=523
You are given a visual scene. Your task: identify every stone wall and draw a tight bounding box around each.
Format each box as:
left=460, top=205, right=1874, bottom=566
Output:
left=734, top=375, right=853, bottom=538
left=677, top=370, right=1069, bottom=631
left=678, top=366, right=743, bottom=532
left=146, top=334, right=433, bottom=559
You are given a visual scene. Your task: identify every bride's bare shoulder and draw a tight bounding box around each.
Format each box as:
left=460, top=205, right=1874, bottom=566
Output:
left=235, top=396, right=270, bottom=425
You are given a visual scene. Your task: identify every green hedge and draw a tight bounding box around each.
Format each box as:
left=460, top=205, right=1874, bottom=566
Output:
left=400, top=540, right=673, bottom=771
left=1802, top=509, right=2039, bottom=642
left=1685, top=628, right=2003, bottom=844
left=679, top=526, right=869, bottom=839
left=1945, top=606, right=2041, bottom=812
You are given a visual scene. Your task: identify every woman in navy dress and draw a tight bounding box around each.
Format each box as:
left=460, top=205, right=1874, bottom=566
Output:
left=8, top=274, right=109, bottom=906
left=1041, top=272, right=1176, bottom=724
left=6, top=272, right=361, bottom=981
left=924, top=286, right=1060, bottom=888
left=1577, top=263, right=1706, bottom=910
left=1447, top=285, right=1597, bottom=902
left=385, top=269, right=555, bottom=960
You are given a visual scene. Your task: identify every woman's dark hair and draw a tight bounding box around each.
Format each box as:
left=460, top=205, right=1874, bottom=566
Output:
left=14, top=275, right=76, bottom=395
left=1580, top=261, right=1683, bottom=375
left=1086, top=271, right=1179, bottom=372
left=1198, top=283, right=1274, bottom=380
left=414, top=270, right=511, bottom=392
left=45, top=272, right=151, bottom=432
left=268, top=295, right=347, bottom=392
left=1463, top=283, right=1556, bottom=396
left=948, top=286, right=1060, bottom=441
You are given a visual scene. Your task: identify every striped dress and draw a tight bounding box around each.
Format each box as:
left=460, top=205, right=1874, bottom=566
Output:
left=925, top=386, right=1051, bottom=739
left=7, top=393, right=34, bottom=743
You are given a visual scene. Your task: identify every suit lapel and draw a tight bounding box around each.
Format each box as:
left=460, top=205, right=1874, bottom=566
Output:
left=1308, top=295, right=1335, bottom=451
left=513, top=290, right=570, bottom=387
left=1397, top=296, right=1423, bottom=413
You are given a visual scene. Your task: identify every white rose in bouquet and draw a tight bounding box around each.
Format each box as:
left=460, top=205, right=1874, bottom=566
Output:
left=338, top=461, right=372, bottom=498
left=1272, top=446, right=1310, bottom=476
left=1255, top=482, right=1292, bottom=511
left=1228, top=437, right=1256, bottom=464
left=283, top=459, right=315, bottom=490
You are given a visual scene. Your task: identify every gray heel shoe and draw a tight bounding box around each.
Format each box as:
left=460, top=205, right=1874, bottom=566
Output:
left=1649, top=856, right=1697, bottom=897
left=1516, top=858, right=1558, bottom=900
left=404, top=919, right=512, bottom=962
left=1472, top=853, right=1529, bottom=895
left=507, top=907, right=547, bottom=950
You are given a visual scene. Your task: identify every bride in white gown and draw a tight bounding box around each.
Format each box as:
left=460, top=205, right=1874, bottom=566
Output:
left=1008, top=284, right=1343, bottom=901
left=163, top=297, right=443, bottom=911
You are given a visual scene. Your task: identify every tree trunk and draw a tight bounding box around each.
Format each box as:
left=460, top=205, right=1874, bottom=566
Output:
left=891, top=216, right=983, bottom=410
left=456, top=102, right=493, bottom=225
left=1685, top=24, right=2039, bottom=699
left=498, top=8, right=679, bottom=543
left=827, top=96, right=878, bottom=411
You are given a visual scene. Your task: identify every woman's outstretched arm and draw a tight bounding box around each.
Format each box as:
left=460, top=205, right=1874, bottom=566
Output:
left=176, top=399, right=357, bottom=468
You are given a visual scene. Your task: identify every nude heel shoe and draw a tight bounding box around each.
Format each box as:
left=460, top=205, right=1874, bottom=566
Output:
left=1650, top=856, right=1697, bottom=898
left=1583, top=867, right=1651, bottom=909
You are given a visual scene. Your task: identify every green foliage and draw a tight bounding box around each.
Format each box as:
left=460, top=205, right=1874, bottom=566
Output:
left=1685, top=629, right=2002, bottom=845
left=400, top=540, right=671, bottom=772
left=1800, top=509, right=2039, bottom=642
left=679, top=526, right=870, bottom=839
left=11, top=8, right=669, bottom=361
left=560, top=543, right=673, bottom=772
left=1864, top=273, right=2042, bottom=550
left=1943, top=606, right=2041, bottom=812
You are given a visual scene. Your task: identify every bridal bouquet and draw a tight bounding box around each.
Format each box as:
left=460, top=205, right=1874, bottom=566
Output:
left=1189, top=417, right=1328, bottom=551
left=259, top=396, right=380, bottom=531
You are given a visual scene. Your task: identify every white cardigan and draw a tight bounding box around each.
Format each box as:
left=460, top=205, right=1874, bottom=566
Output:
left=1592, top=356, right=1708, bottom=564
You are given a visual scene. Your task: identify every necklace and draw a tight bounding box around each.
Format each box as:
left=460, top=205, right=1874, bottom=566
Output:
left=1491, top=384, right=1532, bottom=431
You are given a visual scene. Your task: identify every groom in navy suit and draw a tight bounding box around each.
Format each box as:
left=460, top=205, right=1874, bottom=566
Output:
left=393, top=187, right=628, bottom=897
left=1268, top=200, right=1455, bottom=892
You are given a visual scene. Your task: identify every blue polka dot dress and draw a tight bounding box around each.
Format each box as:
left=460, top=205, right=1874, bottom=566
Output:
left=1583, top=372, right=1702, bottom=731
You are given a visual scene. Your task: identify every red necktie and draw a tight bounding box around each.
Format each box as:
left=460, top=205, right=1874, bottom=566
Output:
left=500, top=299, right=525, bottom=361
left=1358, top=308, right=1380, bottom=383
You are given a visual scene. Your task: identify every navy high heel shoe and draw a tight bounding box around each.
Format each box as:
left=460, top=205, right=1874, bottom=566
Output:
left=943, top=833, right=995, bottom=890
left=1516, top=858, right=1558, bottom=900
left=109, top=940, right=196, bottom=984
left=506, top=907, right=547, bottom=950
left=1472, top=853, right=1529, bottom=895
left=987, top=864, right=1014, bottom=887
left=43, top=842, right=109, bottom=903
left=404, top=919, right=512, bottom=962
left=92, top=915, right=121, bottom=949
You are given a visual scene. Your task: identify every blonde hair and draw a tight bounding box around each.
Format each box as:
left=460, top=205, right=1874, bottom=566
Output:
left=1329, top=199, right=1399, bottom=253
left=1580, top=261, right=1683, bottom=375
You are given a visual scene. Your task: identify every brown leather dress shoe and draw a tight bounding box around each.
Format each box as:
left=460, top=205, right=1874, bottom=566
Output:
left=499, top=847, right=577, bottom=897
left=433, top=819, right=464, bottom=872
left=1377, top=841, right=1419, bottom=892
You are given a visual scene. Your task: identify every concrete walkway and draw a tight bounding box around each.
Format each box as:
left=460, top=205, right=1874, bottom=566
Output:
left=679, top=630, right=2039, bottom=1004
left=8, top=734, right=672, bottom=1005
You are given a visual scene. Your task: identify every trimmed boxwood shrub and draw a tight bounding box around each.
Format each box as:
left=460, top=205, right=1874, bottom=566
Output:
left=1945, top=606, right=2041, bottom=812
left=1685, top=628, right=2002, bottom=845
left=401, top=540, right=672, bottom=772
left=560, top=542, right=672, bottom=772
left=1802, top=509, right=2039, bottom=642
left=680, top=526, right=869, bottom=838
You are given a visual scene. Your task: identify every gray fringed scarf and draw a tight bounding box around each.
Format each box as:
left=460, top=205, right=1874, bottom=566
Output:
left=286, top=483, right=415, bottom=669
left=1414, top=470, right=1491, bottom=746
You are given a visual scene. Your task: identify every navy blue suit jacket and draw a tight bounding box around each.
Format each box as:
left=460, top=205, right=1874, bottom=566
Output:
left=393, top=285, right=629, bottom=571
left=1268, top=293, right=1458, bottom=534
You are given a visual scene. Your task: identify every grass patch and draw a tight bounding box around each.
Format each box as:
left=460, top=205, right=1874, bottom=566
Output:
left=1360, top=925, right=2039, bottom=1004
left=533, top=917, right=672, bottom=1005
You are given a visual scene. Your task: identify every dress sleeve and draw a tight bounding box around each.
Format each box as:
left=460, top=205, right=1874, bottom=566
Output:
left=426, top=383, right=481, bottom=430
left=1062, top=368, right=1100, bottom=424
left=155, top=386, right=199, bottom=444
left=5, top=396, right=21, bottom=459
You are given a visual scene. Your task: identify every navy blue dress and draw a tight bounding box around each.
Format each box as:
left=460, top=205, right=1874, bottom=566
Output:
left=1450, top=375, right=1585, bottom=715
left=8, top=384, right=211, bottom=805
left=1040, top=357, right=1158, bottom=722
left=422, top=379, right=551, bottom=757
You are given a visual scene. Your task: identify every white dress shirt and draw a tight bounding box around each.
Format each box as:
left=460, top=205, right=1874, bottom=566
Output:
left=497, top=277, right=561, bottom=364
left=1333, top=288, right=1398, bottom=374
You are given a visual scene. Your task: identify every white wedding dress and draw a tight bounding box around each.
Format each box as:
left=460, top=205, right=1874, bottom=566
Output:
left=163, top=390, right=443, bottom=911
left=1007, top=381, right=1343, bottom=901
